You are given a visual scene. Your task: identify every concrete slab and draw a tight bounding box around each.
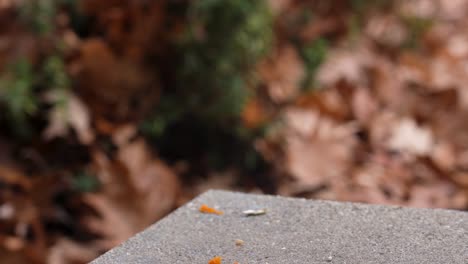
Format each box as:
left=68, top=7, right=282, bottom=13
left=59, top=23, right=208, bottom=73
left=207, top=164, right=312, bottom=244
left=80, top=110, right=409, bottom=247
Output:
left=91, top=190, right=468, bottom=264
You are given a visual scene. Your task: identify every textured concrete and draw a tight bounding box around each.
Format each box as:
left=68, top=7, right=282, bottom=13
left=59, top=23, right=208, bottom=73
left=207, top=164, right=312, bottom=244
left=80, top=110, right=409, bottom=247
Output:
left=92, top=190, right=468, bottom=263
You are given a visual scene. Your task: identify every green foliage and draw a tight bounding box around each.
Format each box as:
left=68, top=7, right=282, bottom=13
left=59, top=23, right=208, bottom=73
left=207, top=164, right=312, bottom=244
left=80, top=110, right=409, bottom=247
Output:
left=140, top=96, right=185, bottom=138
left=300, top=38, right=328, bottom=90
left=143, top=0, right=273, bottom=171
left=401, top=16, right=433, bottom=50
left=0, top=54, right=70, bottom=138
left=145, top=0, right=273, bottom=134
left=19, top=0, right=57, bottom=34
left=43, top=55, right=71, bottom=106
left=72, top=171, right=100, bottom=193
left=180, top=0, right=272, bottom=119
left=19, top=0, right=81, bottom=35
left=0, top=59, right=37, bottom=136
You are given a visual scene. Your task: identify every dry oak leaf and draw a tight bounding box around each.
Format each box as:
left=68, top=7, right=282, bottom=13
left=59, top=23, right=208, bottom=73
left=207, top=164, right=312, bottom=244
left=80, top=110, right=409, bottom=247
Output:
left=84, top=145, right=180, bottom=249
left=406, top=182, right=461, bottom=208
left=316, top=48, right=373, bottom=86
left=117, top=139, right=180, bottom=220
left=47, top=238, right=99, bottom=264
left=43, top=91, right=94, bottom=144
left=285, top=108, right=357, bottom=187
left=258, top=44, right=305, bottom=103
left=388, top=118, right=434, bottom=156
left=82, top=193, right=140, bottom=249
left=365, top=14, right=407, bottom=48
left=77, top=39, right=158, bottom=120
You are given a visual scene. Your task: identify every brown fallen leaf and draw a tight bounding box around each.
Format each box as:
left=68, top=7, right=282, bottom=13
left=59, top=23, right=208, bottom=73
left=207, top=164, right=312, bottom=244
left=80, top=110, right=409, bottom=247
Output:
left=351, top=87, right=378, bottom=125
left=285, top=108, right=357, bottom=187
left=316, top=48, right=373, bottom=87
left=116, top=139, right=180, bottom=220
left=431, top=142, right=456, bottom=172
left=267, top=0, right=293, bottom=15
left=77, top=38, right=158, bottom=120
left=83, top=144, right=180, bottom=249
left=43, top=91, right=94, bottom=145
left=47, top=238, right=99, bottom=264
left=406, top=182, right=458, bottom=208
left=82, top=193, right=140, bottom=249
left=258, top=44, right=305, bottom=103
left=366, top=14, right=408, bottom=48
left=387, top=118, right=434, bottom=156
left=241, top=98, right=269, bottom=129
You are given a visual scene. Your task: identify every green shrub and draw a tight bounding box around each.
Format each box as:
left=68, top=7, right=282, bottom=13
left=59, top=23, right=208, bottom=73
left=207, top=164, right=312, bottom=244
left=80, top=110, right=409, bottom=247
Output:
left=19, top=0, right=57, bottom=34
left=178, top=0, right=273, bottom=120
left=0, top=54, right=70, bottom=138
left=143, top=0, right=273, bottom=171
left=0, top=59, right=37, bottom=136
left=301, top=38, right=328, bottom=90
left=72, top=170, right=100, bottom=193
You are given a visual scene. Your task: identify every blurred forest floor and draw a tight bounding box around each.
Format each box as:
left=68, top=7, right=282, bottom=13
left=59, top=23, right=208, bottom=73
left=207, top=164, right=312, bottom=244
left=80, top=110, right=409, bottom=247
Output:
left=0, top=0, right=468, bottom=263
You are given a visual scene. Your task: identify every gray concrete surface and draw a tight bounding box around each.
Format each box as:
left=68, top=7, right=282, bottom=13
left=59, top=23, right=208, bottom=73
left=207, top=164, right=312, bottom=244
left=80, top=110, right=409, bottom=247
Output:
left=91, top=190, right=468, bottom=263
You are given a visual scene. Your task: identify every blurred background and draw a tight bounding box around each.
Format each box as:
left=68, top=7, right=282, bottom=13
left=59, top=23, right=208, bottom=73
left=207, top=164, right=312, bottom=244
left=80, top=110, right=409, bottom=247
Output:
left=0, top=0, right=467, bottom=263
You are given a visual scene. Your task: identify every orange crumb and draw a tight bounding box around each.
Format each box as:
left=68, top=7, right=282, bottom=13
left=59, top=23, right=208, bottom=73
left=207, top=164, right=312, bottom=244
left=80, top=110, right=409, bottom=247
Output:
left=199, top=204, right=223, bottom=215
left=208, top=256, right=222, bottom=264
left=233, top=262, right=240, bottom=264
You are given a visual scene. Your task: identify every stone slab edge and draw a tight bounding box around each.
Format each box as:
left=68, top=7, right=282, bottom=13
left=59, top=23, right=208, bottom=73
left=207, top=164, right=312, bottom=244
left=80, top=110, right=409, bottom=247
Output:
left=92, top=190, right=468, bottom=264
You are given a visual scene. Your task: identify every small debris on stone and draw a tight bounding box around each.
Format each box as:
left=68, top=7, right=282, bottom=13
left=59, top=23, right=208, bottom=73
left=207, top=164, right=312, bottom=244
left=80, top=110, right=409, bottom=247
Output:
left=242, top=208, right=267, bottom=216
left=199, top=204, right=223, bottom=215
left=208, top=256, right=222, bottom=264
left=235, top=239, right=244, bottom=246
